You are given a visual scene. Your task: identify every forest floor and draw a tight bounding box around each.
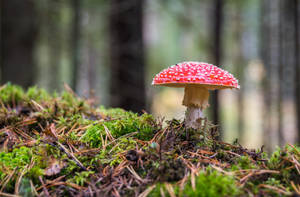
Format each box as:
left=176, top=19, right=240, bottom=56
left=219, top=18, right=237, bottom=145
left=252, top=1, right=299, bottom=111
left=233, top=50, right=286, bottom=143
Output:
left=0, top=84, right=299, bottom=197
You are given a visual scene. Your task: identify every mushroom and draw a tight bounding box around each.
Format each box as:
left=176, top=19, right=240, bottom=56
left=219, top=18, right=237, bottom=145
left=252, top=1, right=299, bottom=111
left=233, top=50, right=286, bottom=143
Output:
left=152, top=61, right=239, bottom=129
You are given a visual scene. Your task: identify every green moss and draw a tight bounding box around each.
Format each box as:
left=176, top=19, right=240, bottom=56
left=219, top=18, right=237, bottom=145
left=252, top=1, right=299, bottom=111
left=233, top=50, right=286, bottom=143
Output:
left=26, top=86, right=50, bottom=102
left=81, top=109, right=156, bottom=148
left=183, top=170, right=239, bottom=197
left=0, top=146, right=44, bottom=192
left=149, top=169, right=240, bottom=197
left=61, top=160, right=80, bottom=176
left=0, top=83, right=25, bottom=105
left=0, top=146, right=32, bottom=174
left=56, top=114, right=92, bottom=131
left=60, top=91, right=87, bottom=110
left=268, top=147, right=282, bottom=170
left=67, top=171, right=94, bottom=186
left=231, top=155, right=257, bottom=170
left=0, top=84, right=52, bottom=105
left=89, top=136, right=138, bottom=166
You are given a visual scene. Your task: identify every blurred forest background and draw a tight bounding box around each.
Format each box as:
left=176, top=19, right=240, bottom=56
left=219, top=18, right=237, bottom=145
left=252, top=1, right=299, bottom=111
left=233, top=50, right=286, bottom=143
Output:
left=0, top=0, right=299, bottom=151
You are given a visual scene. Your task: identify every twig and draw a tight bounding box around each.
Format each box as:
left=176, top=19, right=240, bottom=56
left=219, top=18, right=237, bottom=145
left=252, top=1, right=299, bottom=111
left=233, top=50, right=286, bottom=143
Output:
left=178, top=173, right=189, bottom=192
left=209, top=152, right=218, bottom=158
left=291, top=181, right=300, bottom=194
left=291, top=156, right=300, bottom=175
left=0, top=192, right=20, bottom=197
left=165, top=183, right=176, bottom=197
left=239, top=170, right=280, bottom=185
left=258, top=184, right=291, bottom=195
left=112, top=187, right=121, bottom=197
left=36, top=175, right=66, bottom=191
left=56, top=141, right=87, bottom=171
left=103, top=132, right=138, bottom=151
left=224, top=150, right=242, bottom=157
left=30, top=180, right=39, bottom=197
left=288, top=144, right=300, bottom=156
left=39, top=176, right=50, bottom=197
left=31, top=100, right=45, bottom=112
left=138, top=185, right=156, bottom=197
left=126, top=166, right=145, bottom=183
left=1, top=168, right=17, bottom=192
left=103, top=124, right=115, bottom=142
left=14, top=165, right=28, bottom=195
left=240, top=172, right=254, bottom=184
left=191, top=172, right=196, bottom=191
left=211, top=165, right=234, bottom=176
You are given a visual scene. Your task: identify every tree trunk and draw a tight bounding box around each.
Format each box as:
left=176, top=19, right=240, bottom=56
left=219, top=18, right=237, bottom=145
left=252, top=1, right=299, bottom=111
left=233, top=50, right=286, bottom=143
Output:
left=47, top=0, right=62, bottom=91
left=210, top=0, right=223, bottom=131
left=109, top=0, right=146, bottom=113
left=71, top=0, right=81, bottom=92
left=278, top=0, right=298, bottom=146
left=0, top=0, right=38, bottom=88
left=261, top=0, right=281, bottom=152
left=278, top=0, right=283, bottom=146
left=295, top=0, right=300, bottom=144
left=233, top=3, right=245, bottom=142
left=261, top=0, right=298, bottom=149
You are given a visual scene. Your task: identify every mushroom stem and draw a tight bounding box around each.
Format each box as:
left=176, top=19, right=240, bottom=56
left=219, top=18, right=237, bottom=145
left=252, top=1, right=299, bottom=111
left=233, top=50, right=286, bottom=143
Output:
left=185, top=106, right=204, bottom=129
left=182, top=86, right=210, bottom=129
left=182, top=86, right=210, bottom=109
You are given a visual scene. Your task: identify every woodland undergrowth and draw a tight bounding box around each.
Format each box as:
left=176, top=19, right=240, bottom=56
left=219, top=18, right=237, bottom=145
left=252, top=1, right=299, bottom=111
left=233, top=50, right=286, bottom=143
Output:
left=0, top=83, right=299, bottom=197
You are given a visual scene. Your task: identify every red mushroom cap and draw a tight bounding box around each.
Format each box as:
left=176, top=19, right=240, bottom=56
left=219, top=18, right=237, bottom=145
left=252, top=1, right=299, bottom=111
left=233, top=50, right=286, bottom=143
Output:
left=152, top=61, right=239, bottom=89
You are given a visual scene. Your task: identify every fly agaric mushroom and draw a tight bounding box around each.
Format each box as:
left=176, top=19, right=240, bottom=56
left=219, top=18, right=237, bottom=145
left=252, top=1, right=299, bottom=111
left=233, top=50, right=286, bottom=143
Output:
left=152, top=61, right=239, bottom=129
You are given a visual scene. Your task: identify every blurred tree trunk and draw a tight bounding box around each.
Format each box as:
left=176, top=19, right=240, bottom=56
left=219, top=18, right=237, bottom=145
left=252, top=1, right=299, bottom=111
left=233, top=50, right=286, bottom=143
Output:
left=296, top=0, right=300, bottom=144
left=87, top=40, right=96, bottom=94
left=261, top=0, right=281, bottom=152
left=47, top=0, right=62, bottom=91
left=278, top=0, right=283, bottom=146
left=210, top=0, right=223, bottom=131
left=278, top=0, right=298, bottom=146
left=233, top=3, right=245, bottom=142
left=71, top=0, right=81, bottom=91
left=262, top=0, right=298, bottom=149
left=0, top=0, right=38, bottom=88
left=109, top=0, right=146, bottom=113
